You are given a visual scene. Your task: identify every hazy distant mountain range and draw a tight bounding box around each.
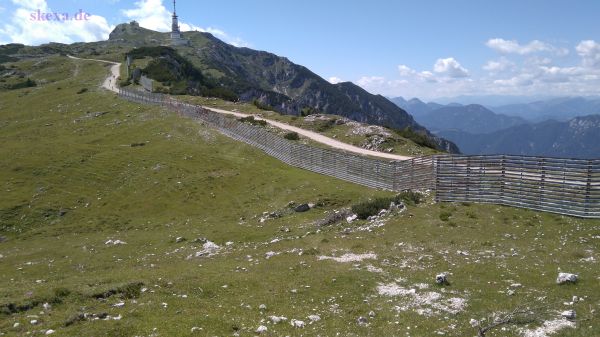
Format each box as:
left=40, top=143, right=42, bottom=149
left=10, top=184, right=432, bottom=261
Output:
left=391, top=96, right=600, bottom=158
left=437, top=115, right=600, bottom=159
left=492, top=97, right=600, bottom=122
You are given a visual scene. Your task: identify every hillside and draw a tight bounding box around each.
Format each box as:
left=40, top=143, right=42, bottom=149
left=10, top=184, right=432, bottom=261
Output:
left=415, top=104, right=528, bottom=134
left=438, top=115, right=600, bottom=158
left=106, top=23, right=458, bottom=153
left=1, top=54, right=599, bottom=336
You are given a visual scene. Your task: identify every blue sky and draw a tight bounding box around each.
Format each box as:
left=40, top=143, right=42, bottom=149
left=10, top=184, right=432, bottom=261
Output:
left=1, top=0, right=599, bottom=101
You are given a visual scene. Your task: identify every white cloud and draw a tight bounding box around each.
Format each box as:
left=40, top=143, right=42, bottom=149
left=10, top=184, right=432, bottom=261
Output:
left=493, top=74, right=534, bottom=87
left=398, top=64, right=417, bottom=76
left=0, top=0, right=113, bottom=45
left=486, top=38, right=553, bottom=55
left=357, top=76, right=385, bottom=87
left=328, top=76, right=343, bottom=84
left=433, top=57, right=469, bottom=78
left=122, top=0, right=250, bottom=47
left=483, top=57, right=514, bottom=72
left=576, top=40, right=600, bottom=68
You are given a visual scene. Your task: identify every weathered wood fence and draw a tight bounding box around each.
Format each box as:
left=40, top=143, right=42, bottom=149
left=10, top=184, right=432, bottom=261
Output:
left=118, top=88, right=600, bottom=218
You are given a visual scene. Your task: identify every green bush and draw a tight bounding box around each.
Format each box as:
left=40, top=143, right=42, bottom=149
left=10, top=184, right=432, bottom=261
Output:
left=352, top=197, right=394, bottom=220
left=395, top=127, right=437, bottom=150
left=351, top=190, right=423, bottom=220
left=397, top=190, right=422, bottom=206
left=76, top=88, right=88, bottom=94
left=252, top=98, right=272, bottom=111
left=284, top=131, right=300, bottom=140
left=238, top=116, right=267, bottom=127
left=3, top=78, right=36, bottom=90
left=439, top=211, right=452, bottom=222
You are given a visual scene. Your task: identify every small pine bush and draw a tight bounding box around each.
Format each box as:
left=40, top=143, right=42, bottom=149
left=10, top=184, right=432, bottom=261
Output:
left=284, top=132, right=300, bottom=140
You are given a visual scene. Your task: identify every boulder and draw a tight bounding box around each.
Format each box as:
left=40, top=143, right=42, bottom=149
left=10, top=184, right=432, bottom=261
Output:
left=255, top=325, right=268, bottom=333
left=357, top=316, right=368, bottom=325
left=294, top=204, right=310, bottom=213
left=290, top=319, right=305, bottom=328
left=436, top=273, right=449, bottom=285
left=561, top=310, right=576, bottom=320
left=556, top=272, right=578, bottom=285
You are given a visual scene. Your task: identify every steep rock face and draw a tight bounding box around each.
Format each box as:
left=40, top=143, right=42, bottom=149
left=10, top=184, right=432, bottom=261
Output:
left=185, top=32, right=458, bottom=152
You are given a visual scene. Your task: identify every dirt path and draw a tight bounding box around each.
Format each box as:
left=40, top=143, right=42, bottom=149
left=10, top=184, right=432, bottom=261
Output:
left=67, top=55, right=120, bottom=93
left=68, top=55, right=413, bottom=161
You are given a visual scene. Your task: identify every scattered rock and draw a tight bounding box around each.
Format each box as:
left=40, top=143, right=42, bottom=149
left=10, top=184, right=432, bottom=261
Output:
left=30, top=320, right=38, bottom=325
left=175, top=237, right=186, bottom=243
left=192, top=237, right=208, bottom=244
left=191, top=326, right=202, bottom=332
left=265, top=251, right=278, bottom=259
left=255, top=325, right=268, bottom=333
left=105, top=239, right=127, bottom=246
left=113, top=302, right=125, bottom=308
left=368, top=311, right=376, bottom=318
left=561, top=310, right=576, bottom=320
left=42, top=303, right=51, bottom=311
left=357, top=316, right=368, bottom=325
left=45, top=330, right=55, bottom=335
left=308, top=314, right=321, bottom=322
left=435, top=273, right=449, bottom=285
left=13, top=323, right=20, bottom=328
left=469, top=318, right=479, bottom=327
left=259, top=304, right=267, bottom=310
left=294, top=204, right=311, bottom=212
left=346, top=214, right=358, bottom=223
left=318, top=253, right=377, bottom=263
left=187, top=241, right=221, bottom=258
left=290, top=319, right=305, bottom=328
left=269, top=316, right=287, bottom=324
left=556, top=273, right=578, bottom=285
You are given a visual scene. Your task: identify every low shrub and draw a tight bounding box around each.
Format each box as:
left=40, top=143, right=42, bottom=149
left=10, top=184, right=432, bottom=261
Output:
left=439, top=211, right=452, bottom=222
left=284, top=131, right=300, bottom=140
left=397, top=190, right=422, bottom=206
left=352, top=197, right=394, bottom=220
left=351, top=190, right=423, bottom=220
left=76, top=88, right=88, bottom=94
left=238, top=116, right=267, bottom=127
left=252, top=98, right=272, bottom=111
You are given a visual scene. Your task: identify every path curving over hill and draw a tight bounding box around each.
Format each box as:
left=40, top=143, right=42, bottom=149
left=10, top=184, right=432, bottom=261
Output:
left=67, top=55, right=413, bottom=160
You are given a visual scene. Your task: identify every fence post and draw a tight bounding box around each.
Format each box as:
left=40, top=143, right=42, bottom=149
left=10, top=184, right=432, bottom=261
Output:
left=500, top=155, right=506, bottom=203
left=585, top=160, right=592, bottom=216
left=539, top=158, right=546, bottom=209
left=466, top=156, right=471, bottom=202
left=435, top=156, right=441, bottom=203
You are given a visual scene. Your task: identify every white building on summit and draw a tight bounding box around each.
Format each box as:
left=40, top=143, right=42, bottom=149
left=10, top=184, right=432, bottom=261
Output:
left=170, top=0, right=188, bottom=46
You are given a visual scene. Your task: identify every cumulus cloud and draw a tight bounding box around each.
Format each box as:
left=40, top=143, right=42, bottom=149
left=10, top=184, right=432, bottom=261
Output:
left=122, top=0, right=250, bottom=47
left=328, top=76, right=343, bottom=84
left=397, top=65, right=438, bottom=83
left=576, top=40, right=600, bottom=68
left=486, top=38, right=552, bottom=55
left=486, top=38, right=569, bottom=57
left=483, top=57, right=514, bottom=72
left=0, top=0, right=113, bottom=45
left=433, top=57, right=469, bottom=78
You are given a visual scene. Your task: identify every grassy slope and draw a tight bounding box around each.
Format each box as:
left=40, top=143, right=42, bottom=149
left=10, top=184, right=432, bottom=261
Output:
left=0, top=56, right=599, bottom=337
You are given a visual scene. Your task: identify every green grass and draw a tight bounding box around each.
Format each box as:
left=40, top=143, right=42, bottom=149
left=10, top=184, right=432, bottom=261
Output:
left=0, top=56, right=599, bottom=337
